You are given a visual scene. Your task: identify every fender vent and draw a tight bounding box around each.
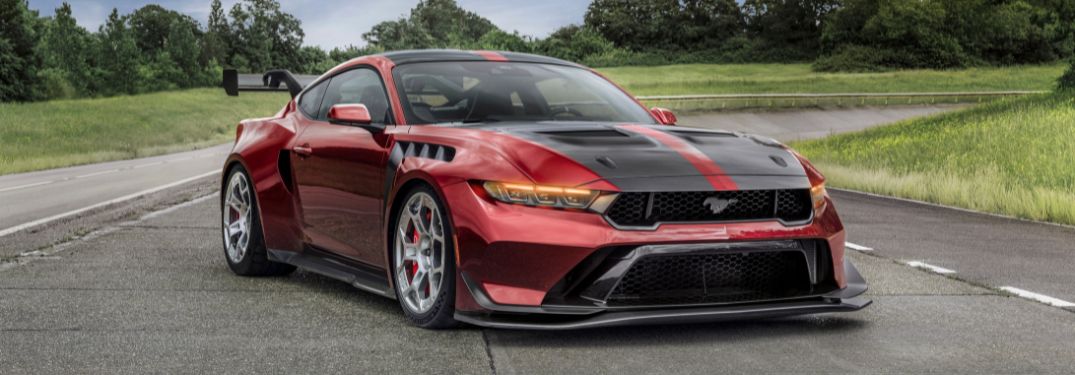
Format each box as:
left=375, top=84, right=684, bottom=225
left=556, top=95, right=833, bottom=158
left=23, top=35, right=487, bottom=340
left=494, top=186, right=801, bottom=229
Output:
left=399, top=141, right=455, bottom=162
left=277, top=150, right=295, bottom=192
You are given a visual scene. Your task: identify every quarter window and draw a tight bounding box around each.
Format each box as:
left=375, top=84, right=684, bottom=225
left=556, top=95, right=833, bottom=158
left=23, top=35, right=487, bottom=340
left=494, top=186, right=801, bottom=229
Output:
left=318, top=68, right=392, bottom=124
left=298, top=81, right=328, bottom=118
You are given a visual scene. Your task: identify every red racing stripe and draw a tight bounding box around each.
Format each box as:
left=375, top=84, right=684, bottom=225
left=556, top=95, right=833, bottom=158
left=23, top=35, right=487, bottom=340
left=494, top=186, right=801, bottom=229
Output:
left=473, top=51, right=508, bottom=61
left=619, top=125, right=738, bottom=191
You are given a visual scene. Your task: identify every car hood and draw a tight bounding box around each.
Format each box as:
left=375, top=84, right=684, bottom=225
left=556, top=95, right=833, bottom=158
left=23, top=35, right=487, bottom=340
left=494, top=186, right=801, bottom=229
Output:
left=456, top=122, right=811, bottom=192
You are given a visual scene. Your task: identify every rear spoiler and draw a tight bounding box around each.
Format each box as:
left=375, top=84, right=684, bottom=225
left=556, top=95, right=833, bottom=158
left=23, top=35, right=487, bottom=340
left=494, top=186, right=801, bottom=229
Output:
left=223, top=69, right=307, bottom=98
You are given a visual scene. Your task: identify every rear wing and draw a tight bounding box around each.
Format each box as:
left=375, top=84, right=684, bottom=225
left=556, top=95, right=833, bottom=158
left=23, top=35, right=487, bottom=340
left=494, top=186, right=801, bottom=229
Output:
left=223, top=69, right=317, bottom=98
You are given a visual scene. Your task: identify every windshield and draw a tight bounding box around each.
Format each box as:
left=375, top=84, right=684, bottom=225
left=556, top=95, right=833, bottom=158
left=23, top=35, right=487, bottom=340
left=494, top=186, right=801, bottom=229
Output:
left=392, top=61, right=656, bottom=125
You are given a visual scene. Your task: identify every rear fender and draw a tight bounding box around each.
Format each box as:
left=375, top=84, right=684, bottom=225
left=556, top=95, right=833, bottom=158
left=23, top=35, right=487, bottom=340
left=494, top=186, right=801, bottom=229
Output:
left=224, top=115, right=304, bottom=253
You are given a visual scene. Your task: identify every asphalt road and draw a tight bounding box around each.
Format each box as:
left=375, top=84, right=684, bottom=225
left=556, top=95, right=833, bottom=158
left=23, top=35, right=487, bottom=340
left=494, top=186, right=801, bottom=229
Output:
left=679, top=105, right=964, bottom=142
left=0, top=144, right=230, bottom=234
left=2, top=186, right=1075, bottom=373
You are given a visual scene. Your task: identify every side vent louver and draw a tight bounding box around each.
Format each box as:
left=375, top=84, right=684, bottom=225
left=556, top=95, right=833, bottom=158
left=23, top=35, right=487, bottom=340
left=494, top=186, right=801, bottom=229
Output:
left=277, top=150, right=295, bottom=192
left=398, top=141, right=456, bottom=162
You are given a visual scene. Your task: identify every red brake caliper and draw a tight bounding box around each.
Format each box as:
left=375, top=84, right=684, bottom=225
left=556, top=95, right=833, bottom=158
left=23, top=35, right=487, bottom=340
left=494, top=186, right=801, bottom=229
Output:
left=410, top=225, right=420, bottom=282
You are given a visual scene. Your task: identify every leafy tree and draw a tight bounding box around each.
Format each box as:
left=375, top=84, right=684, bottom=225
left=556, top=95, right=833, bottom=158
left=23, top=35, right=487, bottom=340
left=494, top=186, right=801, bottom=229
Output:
left=476, top=30, right=531, bottom=52
left=585, top=0, right=744, bottom=52
left=328, top=45, right=383, bottom=64
left=742, top=0, right=839, bottom=60
left=363, top=17, right=436, bottom=50
left=39, top=2, right=95, bottom=97
left=363, top=0, right=496, bottom=50
left=536, top=25, right=615, bottom=62
left=585, top=0, right=679, bottom=51
left=165, top=17, right=206, bottom=87
left=411, top=0, right=496, bottom=46
left=128, top=5, right=200, bottom=56
left=226, top=0, right=305, bottom=72
left=297, top=45, right=334, bottom=74
left=96, top=9, right=140, bottom=95
left=679, top=0, right=745, bottom=49
left=203, top=0, right=230, bottom=66
left=0, top=0, right=40, bottom=101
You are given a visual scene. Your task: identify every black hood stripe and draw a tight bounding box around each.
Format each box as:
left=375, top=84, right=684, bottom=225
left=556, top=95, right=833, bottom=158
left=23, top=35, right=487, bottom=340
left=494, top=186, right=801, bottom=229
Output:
left=459, top=122, right=808, bottom=192
left=618, top=125, right=738, bottom=191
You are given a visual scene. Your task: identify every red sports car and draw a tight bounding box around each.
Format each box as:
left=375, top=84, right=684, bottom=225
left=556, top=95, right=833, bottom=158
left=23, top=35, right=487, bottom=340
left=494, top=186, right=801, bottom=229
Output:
left=220, top=50, right=869, bottom=330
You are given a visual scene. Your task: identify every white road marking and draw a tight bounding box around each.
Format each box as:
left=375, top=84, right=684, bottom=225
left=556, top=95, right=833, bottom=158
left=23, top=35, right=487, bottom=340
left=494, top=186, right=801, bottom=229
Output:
left=0, top=180, right=52, bottom=193
left=76, top=169, right=120, bottom=179
left=845, top=242, right=874, bottom=251
left=133, top=161, right=165, bottom=169
left=905, top=261, right=956, bottom=274
left=0, top=170, right=219, bottom=238
left=1000, top=287, right=1075, bottom=308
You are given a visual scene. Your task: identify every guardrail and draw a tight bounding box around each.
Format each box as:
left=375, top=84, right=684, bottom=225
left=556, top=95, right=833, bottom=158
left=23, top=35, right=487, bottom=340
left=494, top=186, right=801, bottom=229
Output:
left=636, top=91, right=1048, bottom=111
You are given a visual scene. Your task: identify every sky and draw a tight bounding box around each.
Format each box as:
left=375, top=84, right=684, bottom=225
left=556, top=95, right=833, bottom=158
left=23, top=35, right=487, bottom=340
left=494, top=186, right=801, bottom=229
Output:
left=26, top=0, right=590, bottom=49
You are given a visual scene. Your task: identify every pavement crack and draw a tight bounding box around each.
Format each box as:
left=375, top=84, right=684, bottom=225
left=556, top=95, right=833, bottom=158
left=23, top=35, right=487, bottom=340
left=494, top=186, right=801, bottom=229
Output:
left=481, top=329, right=498, bottom=375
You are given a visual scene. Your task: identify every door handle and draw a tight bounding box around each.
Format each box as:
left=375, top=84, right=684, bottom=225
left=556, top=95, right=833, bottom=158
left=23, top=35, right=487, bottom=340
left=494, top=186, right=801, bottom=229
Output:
left=294, top=144, right=313, bottom=157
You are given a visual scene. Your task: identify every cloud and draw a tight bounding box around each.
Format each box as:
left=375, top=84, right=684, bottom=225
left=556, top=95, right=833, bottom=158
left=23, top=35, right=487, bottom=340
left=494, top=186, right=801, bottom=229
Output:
left=26, top=0, right=587, bottom=49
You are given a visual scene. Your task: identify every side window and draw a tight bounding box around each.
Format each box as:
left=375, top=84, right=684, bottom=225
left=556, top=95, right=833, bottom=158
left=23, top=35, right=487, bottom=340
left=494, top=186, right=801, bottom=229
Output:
left=298, top=80, right=328, bottom=118
left=318, top=68, right=391, bottom=124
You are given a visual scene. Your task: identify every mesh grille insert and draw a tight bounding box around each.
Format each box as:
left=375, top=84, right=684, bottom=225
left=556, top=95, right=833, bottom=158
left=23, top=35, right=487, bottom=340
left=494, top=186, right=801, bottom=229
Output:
left=606, top=190, right=811, bottom=227
left=607, top=251, right=811, bottom=305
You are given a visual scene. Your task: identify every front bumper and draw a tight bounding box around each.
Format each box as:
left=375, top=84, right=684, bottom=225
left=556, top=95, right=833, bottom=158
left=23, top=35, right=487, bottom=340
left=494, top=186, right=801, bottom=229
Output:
left=454, top=258, right=870, bottom=330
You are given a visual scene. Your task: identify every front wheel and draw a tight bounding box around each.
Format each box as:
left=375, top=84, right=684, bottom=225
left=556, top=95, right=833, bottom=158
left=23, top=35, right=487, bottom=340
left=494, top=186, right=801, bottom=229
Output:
left=391, top=185, right=458, bottom=328
left=221, top=165, right=295, bottom=276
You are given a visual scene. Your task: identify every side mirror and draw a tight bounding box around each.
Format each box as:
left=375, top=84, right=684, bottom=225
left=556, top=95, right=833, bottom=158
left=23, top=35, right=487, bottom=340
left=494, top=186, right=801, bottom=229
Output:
left=328, top=104, right=383, bottom=133
left=650, top=107, right=677, bottom=126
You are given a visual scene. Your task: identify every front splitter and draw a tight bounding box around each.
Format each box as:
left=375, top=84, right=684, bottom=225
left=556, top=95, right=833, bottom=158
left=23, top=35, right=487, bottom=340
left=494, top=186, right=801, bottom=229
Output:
left=455, top=297, right=871, bottom=330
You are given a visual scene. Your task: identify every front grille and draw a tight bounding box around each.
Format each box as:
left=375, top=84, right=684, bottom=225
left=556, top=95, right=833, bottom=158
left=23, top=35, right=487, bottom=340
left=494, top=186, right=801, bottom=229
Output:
left=607, top=251, right=811, bottom=305
left=605, top=190, right=812, bottom=227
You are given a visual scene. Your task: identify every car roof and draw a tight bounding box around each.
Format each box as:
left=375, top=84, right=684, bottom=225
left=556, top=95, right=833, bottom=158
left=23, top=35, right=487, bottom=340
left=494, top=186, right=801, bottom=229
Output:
left=378, top=49, right=584, bottom=68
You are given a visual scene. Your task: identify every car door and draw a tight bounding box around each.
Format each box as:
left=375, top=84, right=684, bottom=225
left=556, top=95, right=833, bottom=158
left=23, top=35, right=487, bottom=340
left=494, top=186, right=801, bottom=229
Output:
left=290, top=67, right=395, bottom=266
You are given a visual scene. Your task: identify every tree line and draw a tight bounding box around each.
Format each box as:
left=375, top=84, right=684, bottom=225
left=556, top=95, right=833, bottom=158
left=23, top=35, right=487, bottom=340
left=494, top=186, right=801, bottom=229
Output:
left=2, top=0, right=1074, bottom=102
left=0, top=0, right=344, bottom=101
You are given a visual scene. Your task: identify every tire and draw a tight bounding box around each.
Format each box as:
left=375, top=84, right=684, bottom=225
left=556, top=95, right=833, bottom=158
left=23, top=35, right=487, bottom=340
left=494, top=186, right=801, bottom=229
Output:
left=390, top=185, right=459, bottom=329
left=221, top=165, right=295, bottom=277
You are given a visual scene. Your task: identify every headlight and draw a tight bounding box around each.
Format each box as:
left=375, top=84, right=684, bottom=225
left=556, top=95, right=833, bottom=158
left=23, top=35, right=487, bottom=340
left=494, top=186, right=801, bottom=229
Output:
left=810, top=183, right=827, bottom=211
left=482, top=181, right=604, bottom=210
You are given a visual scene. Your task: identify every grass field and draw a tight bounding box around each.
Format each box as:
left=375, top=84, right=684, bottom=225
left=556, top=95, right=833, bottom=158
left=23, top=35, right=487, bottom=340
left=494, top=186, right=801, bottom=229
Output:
left=792, top=93, right=1075, bottom=226
left=601, top=63, right=1065, bottom=96
left=0, top=89, right=288, bottom=175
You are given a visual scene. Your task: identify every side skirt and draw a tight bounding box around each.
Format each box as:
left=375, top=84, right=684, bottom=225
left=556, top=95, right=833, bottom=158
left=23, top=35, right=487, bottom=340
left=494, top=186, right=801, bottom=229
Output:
left=268, top=249, right=396, bottom=300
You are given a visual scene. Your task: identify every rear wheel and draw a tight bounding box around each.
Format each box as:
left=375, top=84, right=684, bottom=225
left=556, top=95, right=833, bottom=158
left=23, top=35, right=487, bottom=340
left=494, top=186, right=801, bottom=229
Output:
left=222, top=165, right=295, bottom=276
left=391, top=185, right=458, bottom=328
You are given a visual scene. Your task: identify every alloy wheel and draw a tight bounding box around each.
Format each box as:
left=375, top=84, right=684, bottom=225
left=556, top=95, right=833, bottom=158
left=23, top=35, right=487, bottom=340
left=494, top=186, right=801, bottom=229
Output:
left=223, top=171, right=253, bottom=264
left=394, top=192, right=447, bottom=314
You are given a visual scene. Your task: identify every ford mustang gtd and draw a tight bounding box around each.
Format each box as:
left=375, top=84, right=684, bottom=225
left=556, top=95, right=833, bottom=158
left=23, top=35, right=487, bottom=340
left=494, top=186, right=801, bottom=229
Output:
left=219, top=50, right=870, bottom=330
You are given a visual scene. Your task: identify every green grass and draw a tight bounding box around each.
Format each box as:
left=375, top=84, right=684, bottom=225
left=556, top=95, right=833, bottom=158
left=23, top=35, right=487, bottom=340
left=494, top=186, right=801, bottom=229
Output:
left=0, top=88, right=288, bottom=175
left=791, top=93, right=1075, bottom=226
left=601, top=63, right=1065, bottom=96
